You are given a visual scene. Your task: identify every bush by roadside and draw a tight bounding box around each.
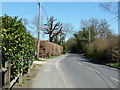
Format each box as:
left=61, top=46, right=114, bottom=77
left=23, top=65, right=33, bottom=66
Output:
left=1, top=15, right=35, bottom=81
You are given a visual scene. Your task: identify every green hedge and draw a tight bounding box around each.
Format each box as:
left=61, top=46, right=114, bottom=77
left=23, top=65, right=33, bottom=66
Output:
left=1, top=15, right=35, bottom=80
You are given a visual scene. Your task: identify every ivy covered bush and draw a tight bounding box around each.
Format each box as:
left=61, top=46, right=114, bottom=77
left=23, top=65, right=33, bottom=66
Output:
left=1, top=15, right=35, bottom=80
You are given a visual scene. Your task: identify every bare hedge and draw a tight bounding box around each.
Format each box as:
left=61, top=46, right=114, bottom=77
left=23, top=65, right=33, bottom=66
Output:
left=35, top=40, right=63, bottom=57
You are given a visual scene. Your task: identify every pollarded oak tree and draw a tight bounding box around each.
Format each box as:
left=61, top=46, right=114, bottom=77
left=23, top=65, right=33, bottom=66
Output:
left=44, top=16, right=65, bottom=42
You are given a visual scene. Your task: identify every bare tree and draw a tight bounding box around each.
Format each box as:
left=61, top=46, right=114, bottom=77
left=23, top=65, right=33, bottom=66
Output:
left=44, top=16, right=65, bottom=42
left=63, top=23, right=74, bottom=36
left=99, top=2, right=118, bottom=17
left=80, top=18, right=112, bottom=39
left=98, top=19, right=112, bottom=38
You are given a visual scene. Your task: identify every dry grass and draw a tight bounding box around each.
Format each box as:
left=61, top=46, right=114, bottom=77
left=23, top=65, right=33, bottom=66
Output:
left=86, top=35, right=119, bottom=63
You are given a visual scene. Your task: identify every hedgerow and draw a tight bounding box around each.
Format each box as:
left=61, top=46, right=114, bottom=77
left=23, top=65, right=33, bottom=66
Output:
left=1, top=15, right=35, bottom=80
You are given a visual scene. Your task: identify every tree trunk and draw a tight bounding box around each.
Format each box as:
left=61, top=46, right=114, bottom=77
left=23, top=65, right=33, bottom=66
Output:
left=49, top=35, right=53, bottom=42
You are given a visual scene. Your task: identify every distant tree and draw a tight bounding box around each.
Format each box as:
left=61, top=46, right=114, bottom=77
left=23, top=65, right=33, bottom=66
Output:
left=97, top=19, right=112, bottom=38
left=80, top=18, right=112, bottom=39
left=65, top=37, right=77, bottom=52
left=53, top=33, right=65, bottom=46
left=62, top=23, right=74, bottom=38
left=53, top=23, right=74, bottom=46
left=44, top=16, right=64, bottom=42
left=68, top=18, right=112, bottom=53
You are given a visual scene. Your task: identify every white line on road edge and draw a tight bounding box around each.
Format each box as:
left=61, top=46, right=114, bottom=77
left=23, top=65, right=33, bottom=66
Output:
left=56, top=58, right=69, bottom=88
left=111, top=77, right=120, bottom=82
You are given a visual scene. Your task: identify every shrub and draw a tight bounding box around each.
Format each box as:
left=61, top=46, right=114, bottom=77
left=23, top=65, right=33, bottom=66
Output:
left=85, top=35, right=119, bottom=63
left=1, top=15, right=35, bottom=80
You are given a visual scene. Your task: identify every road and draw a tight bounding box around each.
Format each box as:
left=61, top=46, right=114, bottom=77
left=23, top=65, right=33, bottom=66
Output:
left=32, top=53, right=119, bottom=88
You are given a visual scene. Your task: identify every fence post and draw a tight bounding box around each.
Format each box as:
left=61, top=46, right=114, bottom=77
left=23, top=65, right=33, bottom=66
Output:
left=28, top=61, right=32, bottom=74
left=19, top=60, right=23, bottom=83
left=4, top=61, right=10, bottom=88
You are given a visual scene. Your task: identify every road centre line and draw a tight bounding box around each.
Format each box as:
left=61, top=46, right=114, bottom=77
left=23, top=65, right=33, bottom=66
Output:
left=78, top=61, right=83, bottom=65
left=74, top=57, right=82, bottom=65
left=87, top=66, right=94, bottom=71
left=111, top=77, right=120, bottom=83
left=74, top=56, right=101, bottom=74
left=86, top=66, right=101, bottom=74
left=74, top=57, right=76, bottom=61
left=95, top=70, right=101, bottom=74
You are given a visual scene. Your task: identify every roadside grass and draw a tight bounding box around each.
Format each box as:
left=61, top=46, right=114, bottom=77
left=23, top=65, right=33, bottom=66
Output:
left=13, top=64, right=42, bottom=88
left=83, top=54, right=120, bottom=69
left=42, top=55, right=60, bottom=59
left=106, top=63, right=120, bottom=68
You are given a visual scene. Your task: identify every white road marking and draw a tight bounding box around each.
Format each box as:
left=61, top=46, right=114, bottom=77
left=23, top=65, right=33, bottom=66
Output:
left=78, top=62, right=83, bottom=65
left=86, top=66, right=101, bottom=74
left=74, top=57, right=82, bottom=65
left=56, top=59, right=69, bottom=88
left=95, top=70, right=101, bottom=74
left=43, top=69, right=51, bottom=72
left=74, top=57, right=76, bottom=61
left=57, top=67, right=69, bottom=88
left=56, top=60, right=60, bottom=69
left=87, top=67, right=94, bottom=71
left=111, top=77, right=120, bottom=82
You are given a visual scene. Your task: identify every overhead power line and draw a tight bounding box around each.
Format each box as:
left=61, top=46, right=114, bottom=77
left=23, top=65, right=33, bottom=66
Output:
left=19, top=8, right=39, bottom=16
left=108, top=16, right=118, bottom=23
left=109, top=19, right=118, bottom=25
left=41, top=5, right=49, bottom=19
left=36, top=0, right=49, bottom=19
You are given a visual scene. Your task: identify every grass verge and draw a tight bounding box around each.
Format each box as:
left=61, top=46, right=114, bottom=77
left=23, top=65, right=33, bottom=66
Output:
left=42, top=55, right=60, bottom=59
left=106, top=63, right=120, bottom=68
left=12, top=64, right=42, bottom=88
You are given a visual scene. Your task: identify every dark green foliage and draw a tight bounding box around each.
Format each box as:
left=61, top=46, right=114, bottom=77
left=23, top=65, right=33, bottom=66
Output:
left=74, top=29, right=90, bottom=53
left=53, top=35, right=65, bottom=46
left=65, top=37, right=77, bottom=53
left=1, top=15, right=35, bottom=80
left=62, top=44, right=68, bottom=54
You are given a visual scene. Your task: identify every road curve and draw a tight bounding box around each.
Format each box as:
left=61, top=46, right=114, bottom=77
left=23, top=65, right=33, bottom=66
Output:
left=59, top=53, right=119, bottom=88
left=32, top=53, right=119, bottom=88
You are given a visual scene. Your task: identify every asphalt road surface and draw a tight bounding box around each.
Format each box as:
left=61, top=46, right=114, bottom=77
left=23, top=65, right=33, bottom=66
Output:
left=32, top=53, right=119, bottom=88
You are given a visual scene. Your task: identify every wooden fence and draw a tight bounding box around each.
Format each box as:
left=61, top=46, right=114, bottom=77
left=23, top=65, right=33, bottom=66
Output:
left=1, top=61, right=33, bottom=89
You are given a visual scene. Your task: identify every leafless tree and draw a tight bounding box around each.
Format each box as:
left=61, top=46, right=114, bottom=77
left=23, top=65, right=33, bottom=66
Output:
left=99, top=2, right=118, bottom=17
left=44, top=16, right=65, bottom=42
left=80, top=18, right=112, bottom=38
left=63, top=23, right=74, bottom=35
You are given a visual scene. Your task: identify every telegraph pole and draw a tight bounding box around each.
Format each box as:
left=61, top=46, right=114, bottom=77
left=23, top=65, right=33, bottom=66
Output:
left=118, top=2, right=120, bottom=89
left=88, top=27, right=91, bottom=43
left=37, top=2, right=42, bottom=59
